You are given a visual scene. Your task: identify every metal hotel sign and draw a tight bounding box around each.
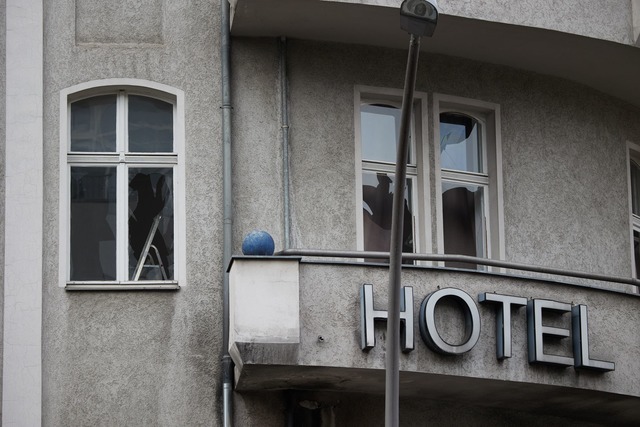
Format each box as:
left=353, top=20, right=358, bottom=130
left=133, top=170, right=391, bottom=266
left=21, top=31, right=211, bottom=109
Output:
left=360, top=285, right=615, bottom=372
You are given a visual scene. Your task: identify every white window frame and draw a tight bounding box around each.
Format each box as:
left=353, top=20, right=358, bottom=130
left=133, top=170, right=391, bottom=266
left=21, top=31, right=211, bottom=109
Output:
left=626, top=141, right=640, bottom=279
left=354, top=85, right=432, bottom=256
left=59, top=79, right=186, bottom=289
left=433, top=93, right=505, bottom=268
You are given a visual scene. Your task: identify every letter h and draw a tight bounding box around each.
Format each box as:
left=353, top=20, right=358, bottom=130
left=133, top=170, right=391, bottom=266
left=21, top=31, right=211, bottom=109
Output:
left=360, top=283, right=414, bottom=352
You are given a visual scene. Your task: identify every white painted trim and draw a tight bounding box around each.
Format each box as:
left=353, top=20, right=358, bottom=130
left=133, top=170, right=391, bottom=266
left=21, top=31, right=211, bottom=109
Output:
left=66, top=282, right=180, bottom=291
left=415, top=94, right=433, bottom=256
left=493, top=105, right=506, bottom=263
left=433, top=95, right=444, bottom=263
left=433, top=93, right=505, bottom=269
left=117, top=93, right=127, bottom=281
left=4, top=0, right=43, bottom=424
left=174, top=88, right=187, bottom=287
left=353, top=85, right=431, bottom=256
left=354, top=87, right=364, bottom=251
left=58, top=79, right=187, bottom=287
left=61, top=78, right=182, bottom=102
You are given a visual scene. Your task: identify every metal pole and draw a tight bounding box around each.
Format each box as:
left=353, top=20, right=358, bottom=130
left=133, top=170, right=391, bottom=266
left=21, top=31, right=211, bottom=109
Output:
left=275, top=248, right=640, bottom=291
left=385, top=33, right=421, bottom=427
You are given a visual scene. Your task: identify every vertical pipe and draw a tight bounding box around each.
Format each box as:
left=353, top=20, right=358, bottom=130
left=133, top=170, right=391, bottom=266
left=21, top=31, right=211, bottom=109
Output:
left=220, top=0, right=234, bottom=426
left=385, top=34, right=421, bottom=427
left=279, top=37, right=291, bottom=249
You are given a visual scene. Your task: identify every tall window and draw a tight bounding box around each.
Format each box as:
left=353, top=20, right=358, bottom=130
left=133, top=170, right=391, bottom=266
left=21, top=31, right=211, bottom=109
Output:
left=360, top=103, right=415, bottom=256
left=439, top=113, right=487, bottom=268
left=435, top=94, right=504, bottom=269
left=355, top=88, right=429, bottom=261
left=355, top=90, right=501, bottom=268
left=61, top=84, right=183, bottom=286
left=628, top=150, right=640, bottom=278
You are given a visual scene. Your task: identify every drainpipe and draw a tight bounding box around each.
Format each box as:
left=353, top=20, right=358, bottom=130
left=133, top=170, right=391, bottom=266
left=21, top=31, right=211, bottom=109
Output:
left=279, top=37, right=291, bottom=249
left=220, top=0, right=234, bottom=426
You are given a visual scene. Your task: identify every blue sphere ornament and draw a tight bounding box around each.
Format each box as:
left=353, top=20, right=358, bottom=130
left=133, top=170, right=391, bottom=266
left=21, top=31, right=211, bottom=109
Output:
left=242, top=230, right=275, bottom=256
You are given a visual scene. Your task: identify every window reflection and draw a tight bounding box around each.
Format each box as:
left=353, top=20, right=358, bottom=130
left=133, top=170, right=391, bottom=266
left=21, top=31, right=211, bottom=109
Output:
left=70, top=95, right=117, bottom=152
left=362, top=171, right=414, bottom=262
left=631, top=160, right=640, bottom=216
left=631, top=160, right=640, bottom=278
left=634, top=230, right=640, bottom=279
left=442, top=182, right=485, bottom=269
left=361, top=104, right=409, bottom=163
left=440, top=113, right=482, bottom=173
left=128, top=168, right=174, bottom=280
left=128, top=95, right=173, bottom=153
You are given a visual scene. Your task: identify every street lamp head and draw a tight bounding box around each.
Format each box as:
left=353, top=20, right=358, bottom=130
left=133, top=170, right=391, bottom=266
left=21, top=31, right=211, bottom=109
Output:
left=400, top=0, right=439, bottom=37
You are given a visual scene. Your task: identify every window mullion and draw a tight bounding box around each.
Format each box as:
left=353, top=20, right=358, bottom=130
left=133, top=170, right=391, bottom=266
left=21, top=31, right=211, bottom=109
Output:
left=65, top=164, right=71, bottom=282
left=116, top=92, right=128, bottom=282
left=125, top=154, right=179, bottom=165
left=67, top=153, right=120, bottom=164
left=116, top=162, right=127, bottom=282
left=118, top=91, right=127, bottom=153
left=362, top=161, right=418, bottom=176
left=441, top=169, right=489, bottom=185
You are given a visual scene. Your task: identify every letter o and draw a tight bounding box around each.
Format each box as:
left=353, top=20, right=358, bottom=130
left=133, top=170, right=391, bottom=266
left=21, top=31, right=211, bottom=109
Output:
left=419, top=288, right=481, bottom=355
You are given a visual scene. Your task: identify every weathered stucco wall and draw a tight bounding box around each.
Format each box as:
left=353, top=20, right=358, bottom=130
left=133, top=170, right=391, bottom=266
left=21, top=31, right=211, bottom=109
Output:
left=35, top=0, right=640, bottom=421
left=42, top=1, right=223, bottom=424
left=271, top=39, right=640, bottom=278
left=231, top=38, right=285, bottom=250
left=297, top=263, right=638, bottom=397
left=230, top=37, right=640, bottom=424
left=330, top=0, right=636, bottom=45
left=230, top=260, right=640, bottom=424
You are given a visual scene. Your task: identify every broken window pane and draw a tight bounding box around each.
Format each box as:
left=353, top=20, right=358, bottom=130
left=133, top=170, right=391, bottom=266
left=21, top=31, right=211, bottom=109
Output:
left=442, top=181, right=485, bottom=269
left=362, top=171, right=414, bottom=260
left=440, top=113, right=482, bottom=173
left=128, top=167, right=174, bottom=280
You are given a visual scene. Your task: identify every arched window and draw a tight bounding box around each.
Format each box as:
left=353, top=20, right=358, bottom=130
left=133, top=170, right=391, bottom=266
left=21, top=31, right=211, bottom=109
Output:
left=60, top=81, right=185, bottom=288
left=354, top=90, right=502, bottom=269
left=435, top=94, right=504, bottom=270
left=439, top=112, right=487, bottom=268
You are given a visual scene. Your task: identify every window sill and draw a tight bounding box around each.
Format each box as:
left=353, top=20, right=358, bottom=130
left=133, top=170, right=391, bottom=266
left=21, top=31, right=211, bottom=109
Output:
left=65, top=281, right=180, bottom=291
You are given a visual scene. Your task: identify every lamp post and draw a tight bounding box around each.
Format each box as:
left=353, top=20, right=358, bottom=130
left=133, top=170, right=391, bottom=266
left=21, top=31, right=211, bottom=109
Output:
left=386, top=1, right=438, bottom=426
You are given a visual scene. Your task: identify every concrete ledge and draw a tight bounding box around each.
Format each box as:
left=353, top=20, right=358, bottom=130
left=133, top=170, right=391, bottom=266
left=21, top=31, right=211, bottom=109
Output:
left=234, top=362, right=640, bottom=425
left=230, top=342, right=300, bottom=384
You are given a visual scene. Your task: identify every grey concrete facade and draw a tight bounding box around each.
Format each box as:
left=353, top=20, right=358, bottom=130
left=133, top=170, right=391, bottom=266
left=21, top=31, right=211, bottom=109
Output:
left=3, top=0, right=640, bottom=425
left=236, top=38, right=640, bottom=277
left=41, top=0, right=222, bottom=425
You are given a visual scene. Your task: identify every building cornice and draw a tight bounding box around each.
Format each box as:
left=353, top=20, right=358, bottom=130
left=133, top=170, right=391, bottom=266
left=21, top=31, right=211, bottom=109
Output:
left=231, top=0, right=640, bottom=108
